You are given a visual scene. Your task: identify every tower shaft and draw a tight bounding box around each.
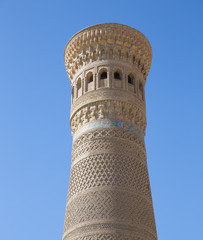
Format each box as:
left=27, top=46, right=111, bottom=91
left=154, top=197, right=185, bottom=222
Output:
left=63, top=23, right=157, bottom=240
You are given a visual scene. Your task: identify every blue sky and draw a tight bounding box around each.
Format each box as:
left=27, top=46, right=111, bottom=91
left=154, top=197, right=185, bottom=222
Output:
left=0, top=0, right=203, bottom=239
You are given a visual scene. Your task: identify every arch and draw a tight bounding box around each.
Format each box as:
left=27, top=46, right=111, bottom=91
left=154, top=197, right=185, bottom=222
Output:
left=100, top=70, right=107, bottom=80
left=114, top=69, right=122, bottom=80
left=87, top=71, right=93, bottom=83
left=99, top=68, right=108, bottom=88
left=113, top=69, right=122, bottom=88
left=86, top=71, right=94, bottom=92
left=77, top=78, right=81, bottom=89
left=77, top=78, right=82, bottom=98
left=128, top=73, right=134, bottom=85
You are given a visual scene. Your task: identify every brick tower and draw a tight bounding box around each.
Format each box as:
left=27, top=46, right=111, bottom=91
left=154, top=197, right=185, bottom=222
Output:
left=63, top=23, right=157, bottom=240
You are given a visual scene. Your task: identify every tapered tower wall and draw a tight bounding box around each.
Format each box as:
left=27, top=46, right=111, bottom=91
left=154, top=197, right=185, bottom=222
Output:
left=63, top=23, right=157, bottom=240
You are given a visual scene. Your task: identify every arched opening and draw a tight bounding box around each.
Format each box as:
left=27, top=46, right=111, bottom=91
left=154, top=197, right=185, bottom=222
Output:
left=86, top=72, right=94, bottom=92
left=99, top=68, right=108, bottom=88
left=77, top=78, right=81, bottom=89
left=114, top=71, right=121, bottom=80
left=101, top=71, right=107, bottom=79
left=128, top=73, right=134, bottom=85
left=77, top=78, right=82, bottom=97
left=128, top=73, right=135, bottom=93
left=114, top=69, right=122, bottom=88
left=87, top=72, right=93, bottom=83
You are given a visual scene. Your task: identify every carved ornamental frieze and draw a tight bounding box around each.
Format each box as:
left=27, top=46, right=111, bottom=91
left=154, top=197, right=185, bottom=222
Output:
left=70, top=100, right=147, bottom=136
left=64, top=23, right=152, bottom=83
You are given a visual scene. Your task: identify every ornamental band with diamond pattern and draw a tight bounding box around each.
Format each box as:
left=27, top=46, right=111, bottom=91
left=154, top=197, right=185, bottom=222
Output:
left=63, top=23, right=158, bottom=240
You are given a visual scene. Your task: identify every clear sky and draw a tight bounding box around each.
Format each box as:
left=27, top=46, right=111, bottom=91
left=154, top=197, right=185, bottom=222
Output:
left=0, top=0, right=203, bottom=239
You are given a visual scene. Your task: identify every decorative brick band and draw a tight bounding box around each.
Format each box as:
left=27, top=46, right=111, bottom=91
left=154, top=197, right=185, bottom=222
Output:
left=73, top=119, right=143, bottom=141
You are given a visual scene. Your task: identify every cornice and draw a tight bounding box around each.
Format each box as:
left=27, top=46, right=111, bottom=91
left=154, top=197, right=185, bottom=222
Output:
left=64, top=23, right=152, bottom=84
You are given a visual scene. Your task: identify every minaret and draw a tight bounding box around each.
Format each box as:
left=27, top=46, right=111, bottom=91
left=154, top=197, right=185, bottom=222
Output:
left=63, top=23, right=157, bottom=240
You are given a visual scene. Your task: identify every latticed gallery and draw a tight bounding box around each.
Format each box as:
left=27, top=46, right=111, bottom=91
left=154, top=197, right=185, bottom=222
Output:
left=62, top=23, right=158, bottom=240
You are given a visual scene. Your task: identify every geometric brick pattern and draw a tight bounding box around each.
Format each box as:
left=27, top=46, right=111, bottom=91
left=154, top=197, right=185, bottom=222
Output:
left=73, top=127, right=145, bottom=148
left=64, top=189, right=156, bottom=230
left=71, top=127, right=146, bottom=163
left=70, top=88, right=146, bottom=118
left=68, top=152, right=151, bottom=199
left=63, top=23, right=157, bottom=240
left=65, top=232, right=157, bottom=240
left=64, top=229, right=157, bottom=240
left=63, top=126, right=157, bottom=239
